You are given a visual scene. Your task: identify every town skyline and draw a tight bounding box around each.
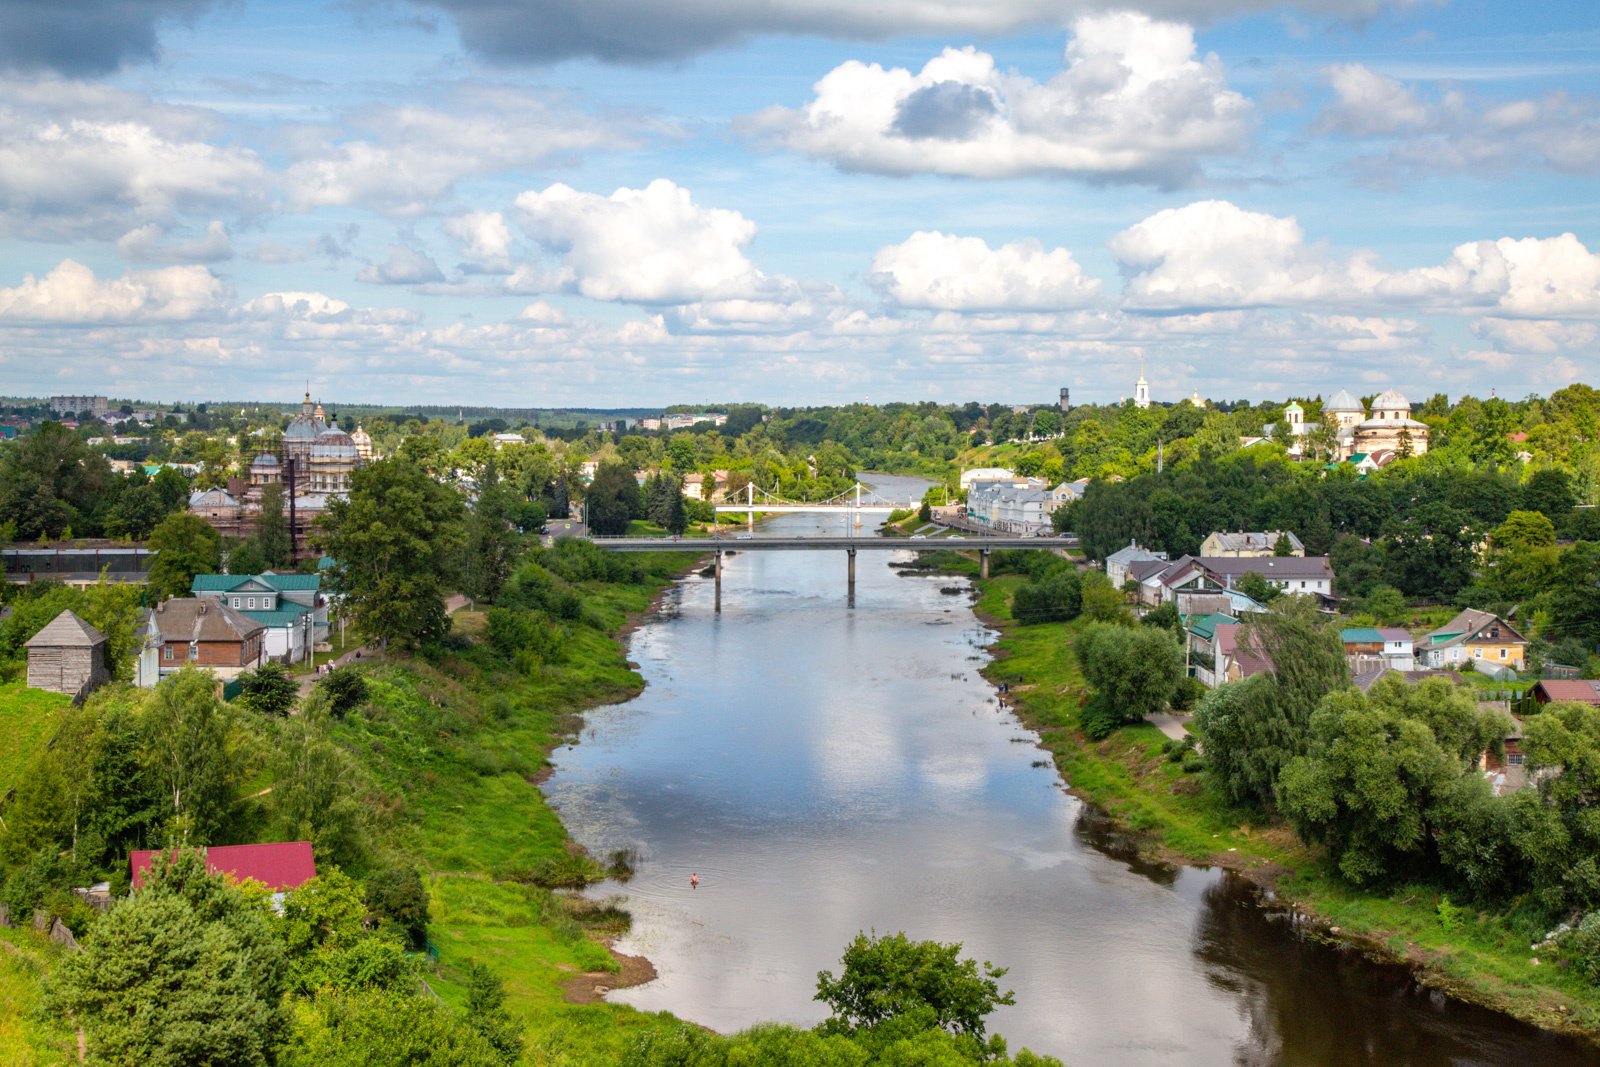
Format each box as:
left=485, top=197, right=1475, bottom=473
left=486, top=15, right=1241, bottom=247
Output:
left=0, top=0, right=1596, bottom=405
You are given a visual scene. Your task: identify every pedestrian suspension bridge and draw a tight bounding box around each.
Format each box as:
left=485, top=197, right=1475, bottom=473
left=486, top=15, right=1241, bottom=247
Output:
left=715, top=481, right=919, bottom=529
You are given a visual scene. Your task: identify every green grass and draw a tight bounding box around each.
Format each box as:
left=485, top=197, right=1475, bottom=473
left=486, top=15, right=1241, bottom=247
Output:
left=0, top=929, right=76, bottom=1067
left=969, top=572, right=1600, bottom=1041
left=0, top=685, right=69, bottom=796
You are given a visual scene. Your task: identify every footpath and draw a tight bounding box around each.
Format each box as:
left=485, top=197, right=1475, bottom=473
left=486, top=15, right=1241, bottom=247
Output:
left=297, top=593, right=472, bottom=695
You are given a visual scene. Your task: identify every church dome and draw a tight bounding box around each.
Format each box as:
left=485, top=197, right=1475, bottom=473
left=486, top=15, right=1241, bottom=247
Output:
left=1371, top=389, right=1411, bottom=411
left=1324, top=388, right=1363, bottom=413
left=284, top=414, right=322, bottom=441
left=250, top=452, right=281, bottom=470
left=311, top=426, right=358, bottom=460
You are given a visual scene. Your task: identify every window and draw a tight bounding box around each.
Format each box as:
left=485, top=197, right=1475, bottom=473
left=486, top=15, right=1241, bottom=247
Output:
left=232, top=598, right=241, bottom=608
left=1300, top=581, right=1307, bottom=589
left=248, top=597, right=256, bottom=609
left=188, top=644, right=198, bottom=661
left=1508, top=752, right=1525, bottom=766
left=1500, top=648, right=1507, bottom=659
left=163, top=646, right=172, bottom=661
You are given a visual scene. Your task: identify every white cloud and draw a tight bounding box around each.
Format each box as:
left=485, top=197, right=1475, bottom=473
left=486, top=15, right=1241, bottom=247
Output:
left=869, top=231, right=1101, bottom=311
left=1316, top=64, right=1600, bottom=177
left=444, top=211, right=516, bottom=273
left=1471, top=317, right=1599, bottom=354
left=513, top=179, right=782, bottom=304
left=1112, top=200, right=1600, bottom=318
left=0, top=259, right=226, bottom=323
left=357, top=243, right=446, bottom=285
left=0, top=97, right=267, bottom=240
left=242, top=291, right=352, bottom=319
left=117, top=220, right=234, bottom=264
left=284, top=86, right=643, bottom=216
left=745, top=14, right=1250, bottom=184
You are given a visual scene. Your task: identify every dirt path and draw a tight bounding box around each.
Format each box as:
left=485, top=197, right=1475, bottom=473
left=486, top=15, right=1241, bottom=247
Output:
left=297, top=594, right=474, bottom=695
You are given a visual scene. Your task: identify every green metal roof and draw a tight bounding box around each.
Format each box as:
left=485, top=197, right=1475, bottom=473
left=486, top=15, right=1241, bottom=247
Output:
left=239, top=606, right=313, bottom=627
left=192, top=575, right=253, bottom=592
left=1185, top=612, right=1238, bottom=641
left=260, top=573, right=321, bottom=591
left=1341, top=627, right=1384, bottom=643
left=191, top=572, right=320, bottom=593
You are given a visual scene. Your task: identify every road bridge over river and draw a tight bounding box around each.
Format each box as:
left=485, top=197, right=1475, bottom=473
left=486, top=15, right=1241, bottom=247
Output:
left=589, top=533, right=1076, bottom=608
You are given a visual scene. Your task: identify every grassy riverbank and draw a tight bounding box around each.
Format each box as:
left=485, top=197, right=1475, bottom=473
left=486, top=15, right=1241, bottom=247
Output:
left=958, top=562, right=1600, bottom=1041
left=334, top=548, right=710, bottom=1064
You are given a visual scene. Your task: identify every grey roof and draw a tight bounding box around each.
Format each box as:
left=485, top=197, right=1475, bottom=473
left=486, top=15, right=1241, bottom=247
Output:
left=1199, top=556, right=1334, bottom=580
left=1129, top=559, right=1173, bottom=582
left=1324, top=388, right=1363, bottom=413
left=24, top=609, right=107, bottom=648
left=1206, top=530, right=1304, bottom=553
left=1106, top=542, right=1168, bottom=567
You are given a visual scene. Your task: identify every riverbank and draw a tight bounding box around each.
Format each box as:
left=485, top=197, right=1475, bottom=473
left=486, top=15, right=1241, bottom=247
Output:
left=955, top=561, right=1600, bottom=1042
left=327, top=547, right=712, bottom=1064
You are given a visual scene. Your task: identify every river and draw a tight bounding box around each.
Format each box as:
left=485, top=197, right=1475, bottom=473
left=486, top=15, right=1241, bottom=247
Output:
left=545, top=476, right=1596, bottom=1066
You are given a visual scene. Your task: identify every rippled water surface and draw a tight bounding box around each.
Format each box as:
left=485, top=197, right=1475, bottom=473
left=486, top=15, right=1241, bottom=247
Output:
left=546, top=481, right=1596, bottom=1066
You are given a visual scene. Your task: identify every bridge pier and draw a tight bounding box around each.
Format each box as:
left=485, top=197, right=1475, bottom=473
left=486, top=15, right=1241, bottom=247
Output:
left=979, top=549, right=990, bottom=580
left=847, top=547, right=857, bottom=605
left=714, top=550, right=723, bottom=613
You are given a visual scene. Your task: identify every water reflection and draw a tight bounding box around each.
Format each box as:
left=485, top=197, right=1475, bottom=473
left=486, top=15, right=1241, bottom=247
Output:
left=545, top=489, right=1596, bottom=1066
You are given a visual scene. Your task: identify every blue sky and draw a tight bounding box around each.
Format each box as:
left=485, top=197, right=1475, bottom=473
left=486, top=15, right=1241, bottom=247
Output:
left=0, top=0, right=1595, bottom=407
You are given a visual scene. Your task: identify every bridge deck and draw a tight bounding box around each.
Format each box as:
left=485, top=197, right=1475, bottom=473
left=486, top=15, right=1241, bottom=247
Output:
left=588, top=535, right=1073, bottom=552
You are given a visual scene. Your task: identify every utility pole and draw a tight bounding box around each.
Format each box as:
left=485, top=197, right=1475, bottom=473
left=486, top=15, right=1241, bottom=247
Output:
left=286, top=457, right=298, bottom=563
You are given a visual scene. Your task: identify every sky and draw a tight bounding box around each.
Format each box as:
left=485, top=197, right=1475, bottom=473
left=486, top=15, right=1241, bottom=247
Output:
left=0, top=0, right=1596, bottom=408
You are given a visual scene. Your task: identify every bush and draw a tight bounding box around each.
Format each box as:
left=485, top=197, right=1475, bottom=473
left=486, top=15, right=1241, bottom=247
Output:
left=1073, top=622, right=1184, bottom=728
left=1561, top=912, right=1600, bottom=983
left=317, top=668, right=368, bottom=719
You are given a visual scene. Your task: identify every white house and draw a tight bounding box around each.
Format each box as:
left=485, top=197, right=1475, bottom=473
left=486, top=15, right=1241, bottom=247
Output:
left=1105, top=541, right=1168, bottom=588
left=960, top=467, right=1016, bottom=490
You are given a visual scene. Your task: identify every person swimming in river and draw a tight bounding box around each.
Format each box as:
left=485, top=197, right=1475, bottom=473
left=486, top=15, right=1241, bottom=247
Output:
left=690, top=872, right=699, bottom=889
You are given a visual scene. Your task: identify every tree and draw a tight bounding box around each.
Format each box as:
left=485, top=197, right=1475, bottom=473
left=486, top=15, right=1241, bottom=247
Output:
left=585, top=461, right=642, bottom=536
left=1193, top=674, right=1292, bottom=810
left=146, top=512, right=223, bottom=600
left=273, top=708, right=366, bottom=870
left=152, top=466, right=192, bottom=514
left=1074, top=622, right=1184, bottom=734
left=815, top=932, right=1015, bottom=1058
left=45, top=850, right=289, bottom=1067
left=142, top=668, right=241, bottom=846
left=317, top=667, right=369, bottom=719
left=1362, top=584, right=1406, bottom=626
left=1523, top=468, right=1576, bottom=522
left=257, top=481, right=291, bottom=568
left=1078, top=571, right=1128, bottom=623
left=237, top=661, right=298, bottom=716
left=1011, top=568, right=1081, bottom=625
left=317, top=456, right=467, bottom=650
left=1234, top=570, right=1281, bottom=605
left=463, top=962, right=523, bottom=1064
left=1272, top=532, right=1294, bottom=557
left=285, top=990, right=501, bottom=1067
left=464, top=460, right=520, bottom=604
left=104, top=481, right=163, bottom=539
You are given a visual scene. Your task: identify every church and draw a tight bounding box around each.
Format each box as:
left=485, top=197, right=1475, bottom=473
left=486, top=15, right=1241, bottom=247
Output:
left=189, top=392, right=376, bottom=558
left=1282, top=389, right=1430, bottom=464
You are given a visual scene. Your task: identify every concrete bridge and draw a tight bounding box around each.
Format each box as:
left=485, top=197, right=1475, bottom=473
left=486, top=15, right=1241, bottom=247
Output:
left=588, top=533, right=1075, bottom=608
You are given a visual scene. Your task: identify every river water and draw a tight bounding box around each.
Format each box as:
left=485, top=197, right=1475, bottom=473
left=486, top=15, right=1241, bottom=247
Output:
left=545, top=477, right=1596, bottom=1066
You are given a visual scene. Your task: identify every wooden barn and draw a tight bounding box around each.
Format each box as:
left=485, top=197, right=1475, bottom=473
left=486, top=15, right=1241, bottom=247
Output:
left=23, top=609, right=110, bottom=702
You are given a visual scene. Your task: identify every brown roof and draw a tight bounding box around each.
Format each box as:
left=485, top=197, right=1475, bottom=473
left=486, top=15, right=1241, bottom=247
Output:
left=1199, top=556, right=1334, bottom=581
left=23, top=609, right=106, bottom=648
left=1534, top=680, right=1600, bottom=704
left=153, top=598, right=264, bottom=644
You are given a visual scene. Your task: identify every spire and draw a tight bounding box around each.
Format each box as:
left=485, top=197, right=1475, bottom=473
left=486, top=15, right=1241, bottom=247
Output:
left=302, top=386, right=312, bottom=416
left=1133, top=355, right=1151, bottom=409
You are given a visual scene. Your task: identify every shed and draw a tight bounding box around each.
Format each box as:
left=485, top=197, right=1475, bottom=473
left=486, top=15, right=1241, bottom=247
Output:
left=23, top=609, right=110, bottom=701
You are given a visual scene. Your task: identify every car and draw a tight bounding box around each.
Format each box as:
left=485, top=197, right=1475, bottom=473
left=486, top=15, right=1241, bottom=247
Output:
left=910, top=534, right=926, bottom=540
left=946, top=534, right=965, bottom=540
left=735, top=533, right=753, bottom=540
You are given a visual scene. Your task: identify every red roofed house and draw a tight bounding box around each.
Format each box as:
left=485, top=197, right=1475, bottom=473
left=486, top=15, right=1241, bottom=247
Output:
left=130, top=841, right=316, bottom=891
left=1530, top=680, right=1600, bottom=706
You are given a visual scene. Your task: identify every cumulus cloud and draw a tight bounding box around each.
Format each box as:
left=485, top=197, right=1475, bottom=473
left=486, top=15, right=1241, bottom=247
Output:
left=1316, top=63, right=1600, bottom=177
left=0, top=85, right=268, bottom=239
left=117, top=220, right=233, bottom=264
left=0, top=0, right=213, bottom=76
left=1112, top=200, right=1600, bottom=318
left=744, top=14, right=1250, bottom=184
left=513, top=179, right=783, bottom=304
left=869, top=231, right=1101, bottom=311
left=0, top=259, right=225, bottom=323
left=249, top=225, right=360, bottom=264
left=284, top=85, right=642, bottom=216
left=411, top=0, right=1388, bottom=66
left=357, top=244, right=447, bottom=285
left=445, top=211, right=516, bottom=273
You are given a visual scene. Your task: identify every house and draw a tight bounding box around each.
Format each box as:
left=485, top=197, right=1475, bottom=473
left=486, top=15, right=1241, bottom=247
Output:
left=1212, top=624, right=1275, bottom=684
left=1050, top=479, right=1090, bottom=506
left=1421, top=609, right=1527, bottom=671
left=1195, top=556, right=1334, bottom=598
left=24, top=610, right=110, bottom=701
left=192, top=573, right=327, bottom=662
left=1200, top=531, right=1304, bottom=558
left=1173, top=588, right=1269, bottom=618
left=130, top=841, right=316, bottom=892
left=149, top=598, right=265, bottom=680
left=1184, top=612, right=1239, bottom=687
left=1529, top=679, right=1600, bottom=705
left=683, top=473, right=706, bottom=501
left=959, top=467, right=1015, bottom=490
left=1341, top=627, right=1415, bottom=672
left=1105, top=541, right=1168, bottom=588
left=491, top=432, right=526, bottom=448
left=965, top=480, right=1055, bottom=535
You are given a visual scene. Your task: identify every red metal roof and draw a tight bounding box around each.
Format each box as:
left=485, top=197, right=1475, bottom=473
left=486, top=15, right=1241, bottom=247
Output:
left=130, top=841, right=316, bottom=890
left=1534, top=680, right=1600, bottom=704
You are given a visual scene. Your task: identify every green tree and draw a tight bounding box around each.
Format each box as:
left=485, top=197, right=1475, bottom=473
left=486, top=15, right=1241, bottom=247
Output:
left=285, top=990, right=501, bottom=1067
left=1193, top=674, right=1290, bottom=810
left=104, top=480, right=164, bottom=539
left=273, top=706, right=367, bottom=870
left=1272, top=532, right=1294, bottom=556
left=257, top=481, right=291, bottom=567
left=142, top=668, right=241, bottom=845
left=1011, top=568, right=1081, bottom=625
left=1234, top=570, right=1281, bottom=605
left=317, top=456, right=467, bottom=650
left=45, top=850, right=289, bottom=1067
left=152, top=466, right=192, bottom=514
left=463, top=962, right=524, bottom=1064
left=237, top=661, right=299, bottom=717
left=815, top=932, right=1015, bottom=1059
left=146, top=512, right=223, bottom=600
left=1074, top=622, right=1184, bottom=734
left=585, top=461, right=642, bottom=536
left=464, top=460, right=521, bottom=604
left=316, top=667, right=369, bottom=719
left=1362, top=584, right=1406, bottom=626
left=1078, top=571, right=1128, bottom=623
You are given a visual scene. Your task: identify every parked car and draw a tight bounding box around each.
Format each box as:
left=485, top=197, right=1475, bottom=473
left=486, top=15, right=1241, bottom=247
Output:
left=735, top=533, right=753, bottom=540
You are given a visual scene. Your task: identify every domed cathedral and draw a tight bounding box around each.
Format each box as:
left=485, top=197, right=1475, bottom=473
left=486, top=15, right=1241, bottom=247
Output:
left=1353, top=390, right=1430, bottom=459
left=243, top=391, right=372, bottom=496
